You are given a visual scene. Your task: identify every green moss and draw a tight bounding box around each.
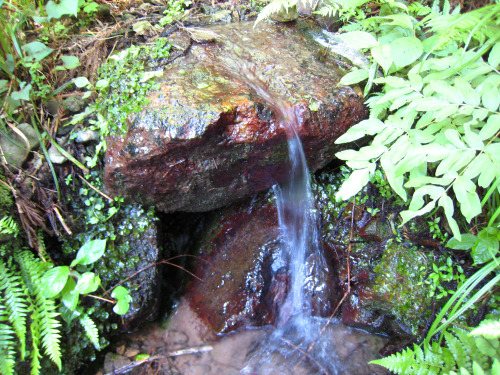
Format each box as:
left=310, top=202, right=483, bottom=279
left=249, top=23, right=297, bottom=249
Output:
left=370, top=243, right=432, bottom=335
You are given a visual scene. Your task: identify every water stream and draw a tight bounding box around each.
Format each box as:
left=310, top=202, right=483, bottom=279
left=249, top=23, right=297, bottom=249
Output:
left=217, top=41, right=341, bottom=374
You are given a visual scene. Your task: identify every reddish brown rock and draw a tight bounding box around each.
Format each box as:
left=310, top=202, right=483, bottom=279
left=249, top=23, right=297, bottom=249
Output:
left=186, top=194, right=339, bottom=336
left=104, top=21, right=368, bottom=213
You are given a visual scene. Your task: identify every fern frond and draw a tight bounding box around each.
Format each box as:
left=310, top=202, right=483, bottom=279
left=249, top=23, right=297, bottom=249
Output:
left=80, top=315, right=100, bottom=350
left=254, top=0, right=315, bottom=25
left=37, top=295, right=62, bottom=370
left=470, top=319, right=500, bottom=339
left=0, top=259, right=28, bottom=359
left=29, top=315, right=42, bottom=375
left=0, top=304, right=16, bottom=375
left=372, top=325, right=500, bottom=374
left=14, top=249, right=62, bottom=371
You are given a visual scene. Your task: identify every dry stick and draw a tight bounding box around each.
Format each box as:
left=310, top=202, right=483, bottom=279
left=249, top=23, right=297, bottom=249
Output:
left=104, top=345, right=213, bottom=375
left=103, top=255, right=205, bottom=296
left=295, top=197, right=356, bottom=370
left=52, top=205, right=73, bottom=235
left=78, top=174, right=114, bottom=202
left=281, top=338, right=329, bottom=375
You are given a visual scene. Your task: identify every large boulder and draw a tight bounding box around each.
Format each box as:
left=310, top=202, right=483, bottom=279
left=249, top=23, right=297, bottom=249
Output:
left=104, top=21, right=367, bottom=213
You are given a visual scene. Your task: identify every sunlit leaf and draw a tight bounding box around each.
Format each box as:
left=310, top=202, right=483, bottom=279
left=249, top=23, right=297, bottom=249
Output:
left=336, top=167, right=373, bottom=201
left=453, top=176, right=481, bottom=222
left=390, top=37, right=423, bottom=68
left=22, top=41, right=53, bottom=61
left=46, top=0, right=78, bottom=19
left=41, top=266, right=69, bottom=298
left=71, top=239, right=106, bottom=267
left=336, top=31, right=378, bottom=49
left=339, top=68, right=369, bottom=85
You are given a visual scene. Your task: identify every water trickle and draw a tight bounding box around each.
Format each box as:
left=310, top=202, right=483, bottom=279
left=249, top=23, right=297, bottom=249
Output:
left=217, top=38, right=339, bottom=374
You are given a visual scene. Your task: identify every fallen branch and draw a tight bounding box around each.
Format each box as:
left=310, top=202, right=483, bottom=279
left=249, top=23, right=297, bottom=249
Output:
left=104, top=345, right=213, bottom=375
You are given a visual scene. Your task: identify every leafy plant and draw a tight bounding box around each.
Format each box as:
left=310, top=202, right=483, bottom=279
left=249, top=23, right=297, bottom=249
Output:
left=332, top=2, right=500, bottom=241
left=0, top=233, right=131, bottom=375
left=159, top=0, right=191, bottom=27
left=371, top=318, right=500, bottom=374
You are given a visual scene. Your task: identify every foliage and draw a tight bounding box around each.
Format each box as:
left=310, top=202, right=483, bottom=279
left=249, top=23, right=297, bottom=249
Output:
left=425, top=257, right=465, bottom=300
left=72, top=38, right=171, bottom=168
left=254, top=0, right=313, bottom=25
left=371, top=319, right=500, bottom=374
left=159, top=0, right=191, bottom=27
left=0, top=217, right=131, bottom=375
left=332, top=2, right=500, bottom=242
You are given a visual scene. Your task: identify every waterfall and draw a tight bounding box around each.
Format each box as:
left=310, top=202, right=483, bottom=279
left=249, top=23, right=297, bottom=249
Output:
left=217, top=53, right=339, bottom=375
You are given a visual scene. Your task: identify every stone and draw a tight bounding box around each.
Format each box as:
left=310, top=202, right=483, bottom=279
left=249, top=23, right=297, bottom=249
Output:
left=103, top=353, right=131, bottom=373
left=186, top=193, right=338, bottom=336
left=75, top=129, right=100, bottom=143
left=0, top=123, right=40, bottom=168
left=48, top=145, right=66, bottom=164
left=104, top=21, right=368, bottom=213
left=62, top=96, right=86, bottom=113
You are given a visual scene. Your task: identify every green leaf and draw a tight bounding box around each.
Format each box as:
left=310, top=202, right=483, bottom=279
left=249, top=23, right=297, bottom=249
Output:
left=339, top=68, right=369, bottom=85
left=481, top=83, right=500, bottom=111
left=70, top=239, right=106, bottom=267
left=336, top=31, right=378, bottom=49
left=471, top=227, right=499, bottom=264
left=22, top=41, right=54, bottom=62
left=336, top=167, right=373, bottom=201
left=400, top=201, right=436, bottom=224
left=60, top=277, right=79, bottom=311
left=46, top=0, right=78, bottom=19
left=470, top=319, right=500, bottom=339
left=438, top=194, right=460, bottom=239
left=390, top=37, right=423, bottom=68
left=335, top=119, right=384, bottom=144
left=60, top=55, right=80, bottom=69
left=10, top=83, right=32, bottom=101
left=455, top=78, right=480, bottom=106
left=111, top=286, right=132, bottom=315
left=140, top=70, right=163, bottom=83
left=488, top=42, right=500, bottom=68
left=371, top=44, right=392, bottom=75
left=430, top=80, right=463, bottom=104
left=73, top=77, right=90, bottom=88
left=408, top=185, right=445, bottom=211
left=41, top=266, right=69, bottom=298
left=453, top=176, right=481, bottom=223
left=444, top=129, right=466, bottom=148
left=463, top=125, right=484, bottom=150
left=380, top=14, right=414, bottom=30
left=447, top=233, right=477, bottom=250
left=75, top=272, right=100, bottom=294
left=479, top=114, right=500, bottom=140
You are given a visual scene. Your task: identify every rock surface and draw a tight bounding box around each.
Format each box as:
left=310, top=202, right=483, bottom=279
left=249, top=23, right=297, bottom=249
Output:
left=186, top=193, right=338, bottom=336
left=104, top=21, right=367, bottom=213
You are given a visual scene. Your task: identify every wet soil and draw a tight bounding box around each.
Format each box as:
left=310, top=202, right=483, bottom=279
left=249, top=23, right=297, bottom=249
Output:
left=108, top=299, right=388, bottom=375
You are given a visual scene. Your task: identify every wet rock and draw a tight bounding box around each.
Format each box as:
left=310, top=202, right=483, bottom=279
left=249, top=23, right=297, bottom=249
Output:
left=62, top=96, right=86, bottom=113
left=186, top=193, right=338, bottom=336
left=103, top=353, right=131, bottom=373
left=0, top=123, right=40, bottom=168
left=104, top=21, right=368, bottom=213
left=48, top=145, right=66, bottom=164
left=75, top=129, right=100, bottom=143
left=314, top=173, right=435, bottom=337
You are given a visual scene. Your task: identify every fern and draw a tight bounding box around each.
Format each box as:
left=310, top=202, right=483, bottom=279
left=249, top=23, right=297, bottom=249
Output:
left=14, top=248, right=62, bottom=371
left=79, top=314, right=100, bottom=350
left=0, top=259, right=27, bottom=359
left=254, top=0, right=314, bottom=25
left=0, top=217, right=18, bottom=236
left=371, top=323, right=500, bottom=374
left=0, top=304, right=16, bottom=375
left=470, top=320, right=500, bottom=339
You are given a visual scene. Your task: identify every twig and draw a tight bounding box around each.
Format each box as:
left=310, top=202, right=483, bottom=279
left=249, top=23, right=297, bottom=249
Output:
left=281, top=338, right=329, bottom=375
left=104, top=255, right=204, bottom=296
left=78, top=174, right=114, bottom=202
left=104, top=345, right=213, bottom=375
left=52, top=205, right=72, bottom=235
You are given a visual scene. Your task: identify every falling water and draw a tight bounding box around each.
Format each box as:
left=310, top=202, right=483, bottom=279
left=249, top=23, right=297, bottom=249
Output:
left=214, top=38, right=340, bottom=374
